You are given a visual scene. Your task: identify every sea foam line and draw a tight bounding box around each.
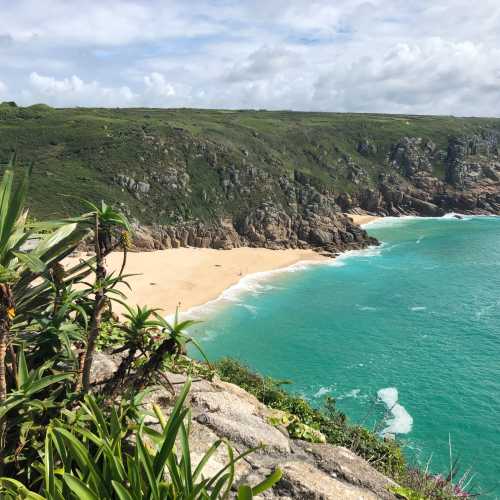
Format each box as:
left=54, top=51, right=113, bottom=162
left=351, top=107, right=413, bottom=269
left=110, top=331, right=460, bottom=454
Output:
left=171, top=258, right=327, bottom=321
left=171, top=243, right=386, bottom=321
left=377, top=387, right=413, bottom=435
left=361, top=212, right=500, bottom=229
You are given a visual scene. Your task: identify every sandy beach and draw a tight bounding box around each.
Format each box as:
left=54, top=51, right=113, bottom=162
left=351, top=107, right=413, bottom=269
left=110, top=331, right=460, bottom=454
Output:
left=347, top=214, right=382, bottom=226
left=67, top=247, right=327, bottom=316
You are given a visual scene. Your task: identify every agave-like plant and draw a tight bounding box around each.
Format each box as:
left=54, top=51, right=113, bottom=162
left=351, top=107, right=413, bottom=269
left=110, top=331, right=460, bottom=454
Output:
left=0, top=157, right=90, bottom=402
left=131, top=307, right=210, bottom=392
left=0, top=380, right=282, bottom=499
left=76, top=200, right=131, bottom=393
left=103, top=303, right=165, bottom=397
left=0, top=345, right=73, bottom=481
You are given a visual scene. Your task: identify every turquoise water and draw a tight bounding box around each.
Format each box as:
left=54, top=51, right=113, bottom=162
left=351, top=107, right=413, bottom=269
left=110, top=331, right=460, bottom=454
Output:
left=189, top=216, right=500, bottom=496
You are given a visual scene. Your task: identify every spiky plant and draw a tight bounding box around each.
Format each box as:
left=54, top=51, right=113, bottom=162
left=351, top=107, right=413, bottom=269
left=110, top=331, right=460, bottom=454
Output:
left=103, top=304, right=165, bottom=397
left=0, top=157, right=89, bottom=403
left=76, top=201, right=131, bottom=392
left=0, top=381, right=282, bottom=499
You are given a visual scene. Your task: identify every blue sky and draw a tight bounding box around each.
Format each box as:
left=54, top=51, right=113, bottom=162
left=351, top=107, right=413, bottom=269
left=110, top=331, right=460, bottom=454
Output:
left=0, top=0, right=499, bottom=115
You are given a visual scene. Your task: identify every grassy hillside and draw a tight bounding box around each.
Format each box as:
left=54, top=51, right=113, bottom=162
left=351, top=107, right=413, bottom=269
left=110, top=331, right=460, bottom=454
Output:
left=1, top=102, right=500, bottom=224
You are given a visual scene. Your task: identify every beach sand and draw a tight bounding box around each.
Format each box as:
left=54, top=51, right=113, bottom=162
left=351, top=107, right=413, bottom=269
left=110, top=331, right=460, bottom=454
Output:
left=66, top=247, right=327, bottom=315
left=347, top=214, right=382, bottom=226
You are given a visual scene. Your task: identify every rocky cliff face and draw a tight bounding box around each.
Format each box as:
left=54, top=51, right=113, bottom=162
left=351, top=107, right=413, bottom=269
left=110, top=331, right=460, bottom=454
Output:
left=130, top=129, right=500, bottom=253
left=91, top=353, right=398, bottom=499
left=338, top=132, right=500, bottom=217
left=128, top=153, right=377, bottom=254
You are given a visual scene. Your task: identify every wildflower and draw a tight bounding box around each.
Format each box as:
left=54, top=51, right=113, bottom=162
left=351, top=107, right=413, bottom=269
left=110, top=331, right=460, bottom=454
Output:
left=6, top=306, right=15, bottom=320
left=120, top=230, right=131, bottom=249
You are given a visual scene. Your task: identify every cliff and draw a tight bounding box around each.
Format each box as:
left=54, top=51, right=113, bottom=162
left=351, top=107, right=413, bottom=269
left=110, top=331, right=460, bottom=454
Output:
left=2, top=104, right=500, bottom=253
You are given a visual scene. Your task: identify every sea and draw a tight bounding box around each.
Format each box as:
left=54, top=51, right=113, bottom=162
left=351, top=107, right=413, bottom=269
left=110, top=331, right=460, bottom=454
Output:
left=188, top=215, right=500, bottom=496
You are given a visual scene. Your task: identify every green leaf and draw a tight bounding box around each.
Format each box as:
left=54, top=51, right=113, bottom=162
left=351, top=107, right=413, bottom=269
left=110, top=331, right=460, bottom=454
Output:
left=24, top=373, right=72, bottom=396
left=16, top=346, right=29, bottom=389
left=45, top=430, right=56, bottom=498
left=54, top=428, right=108, bottom=497
left=112, top=481, right=135, bottom=500
left=0, top=477, right=46, bottom=499
left=63, top=474, right=99, bottom=500
left=12, top=251, right=46, bottom=273
left=192, top=440, right=223, bottom=482
left=237, top=485, right=253, bottom=500
left=136, top=433, right=160, bottom=500
left=251, top=468, right=282, bottom=495
left=0, top=157, right=31, bottom=259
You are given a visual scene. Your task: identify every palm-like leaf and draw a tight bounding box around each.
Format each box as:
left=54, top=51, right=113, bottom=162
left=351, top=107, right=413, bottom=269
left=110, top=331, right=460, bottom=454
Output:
left=0, top=157, right=91, bottom=322
left=0, top=382, right=282, bottom=499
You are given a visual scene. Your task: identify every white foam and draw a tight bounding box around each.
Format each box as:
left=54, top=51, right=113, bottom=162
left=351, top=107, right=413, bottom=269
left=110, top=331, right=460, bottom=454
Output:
left=362, top=212, right=498, bottom=229
left=410, top=306, right=427, bottom=311
left=173, top=259, right=327, bottom=321
left=338, top=389, right=361, bottom=400
left=326, top=244, right=385, bottom=267
left=238, top=303, right=258, bottom=315
left=314, top=386, right=332, bottom=398
left=171, top=242, right=388, bottom=323
left=377, top=387, right=413, bottom=435
left=358, top=305, right=377, bottom=312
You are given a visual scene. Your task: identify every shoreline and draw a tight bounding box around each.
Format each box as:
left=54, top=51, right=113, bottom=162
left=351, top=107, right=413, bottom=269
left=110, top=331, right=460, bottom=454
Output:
left=346, top=213, right=382, bottom=226
left=66, top=247, right=328, bottom=316
left=65, top=213, right=483, bottom=318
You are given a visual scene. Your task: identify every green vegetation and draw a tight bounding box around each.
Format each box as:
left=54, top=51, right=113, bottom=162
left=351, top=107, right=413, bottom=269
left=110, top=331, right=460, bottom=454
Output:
left=0, top=381, right=281, bottom=499
left=1, top=105, right=500, bottom=224
left=0, top=159, right=280, bottom=498
left=214, top=358, right=474, bottom=499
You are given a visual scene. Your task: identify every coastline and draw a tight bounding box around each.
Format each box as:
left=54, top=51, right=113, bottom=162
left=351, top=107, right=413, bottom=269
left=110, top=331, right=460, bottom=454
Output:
left=66, top=247, right=328, bottom=315
left=346, top=213, right=382, bottom=226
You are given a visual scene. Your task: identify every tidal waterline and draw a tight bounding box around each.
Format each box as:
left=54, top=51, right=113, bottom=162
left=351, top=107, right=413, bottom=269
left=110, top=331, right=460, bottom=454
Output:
left=190, top=216, right=500, bottom=495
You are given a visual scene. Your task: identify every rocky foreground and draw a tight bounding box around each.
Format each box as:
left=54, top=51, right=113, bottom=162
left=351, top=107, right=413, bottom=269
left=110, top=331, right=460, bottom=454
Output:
left=92, top=353, right=398, bottom=499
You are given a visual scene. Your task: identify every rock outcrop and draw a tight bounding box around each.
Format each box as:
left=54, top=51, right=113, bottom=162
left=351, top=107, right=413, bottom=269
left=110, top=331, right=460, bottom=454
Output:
left=336, top=133, right=500, bottom=217
left=91, top=353, right=398, bottom=499
left=131, top=205, right=377, bottom=255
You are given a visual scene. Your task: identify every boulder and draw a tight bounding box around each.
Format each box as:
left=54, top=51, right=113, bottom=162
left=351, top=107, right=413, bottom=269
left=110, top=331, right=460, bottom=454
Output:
left=276, top=461, right=379, bottom=499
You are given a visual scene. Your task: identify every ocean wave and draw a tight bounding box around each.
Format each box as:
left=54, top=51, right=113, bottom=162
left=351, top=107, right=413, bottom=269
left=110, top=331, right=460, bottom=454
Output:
left=173, top=240, right=389, bottom=322
left=377, top=387, right=413, bottom=435
left=326, top=244, right=385, bottom=267
left=357, top=305, right=377, bottom=312
left=238, top=303, right=258, bottom=315
left=410, top=306, right=427, bottom=312
left=363, top=212, right=499, bottom=229
left=314, top=386, right=333, bottom=398
left=175, top=259, right=326, bottom=320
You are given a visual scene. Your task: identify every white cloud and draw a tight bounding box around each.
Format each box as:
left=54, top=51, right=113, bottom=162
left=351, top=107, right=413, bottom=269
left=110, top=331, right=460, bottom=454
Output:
left=144, top=73, right=176, bottom=98
left=312, top=38, right=500, bottom=115
left=28, top=72, right=136, bottom=106
left=0, top=80, right=8, bottom=97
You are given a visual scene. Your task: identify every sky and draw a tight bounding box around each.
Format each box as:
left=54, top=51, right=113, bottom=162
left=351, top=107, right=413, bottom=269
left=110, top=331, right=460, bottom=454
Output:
left=0, top=0, right=499, bottom=115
